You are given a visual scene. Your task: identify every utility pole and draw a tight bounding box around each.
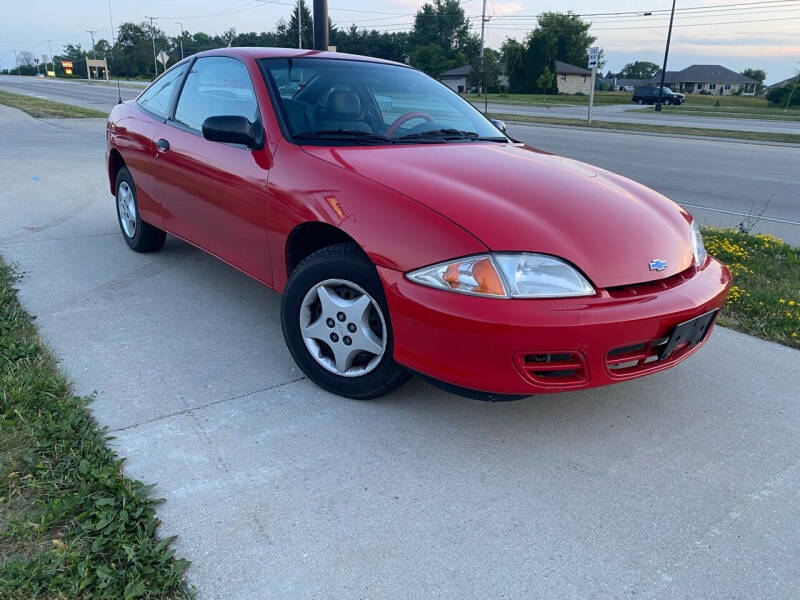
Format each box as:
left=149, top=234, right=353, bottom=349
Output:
left=479, top=0, right=488, bottom=113
left=146, top=16, right=158, bottom=75
left=108, top=0, right=116, bottom=45
left=12, top=49, right=21, bottom=76
left=313, top=0, right=328, bottom=51
left=298, top=1, right=302, bottom=49
left=656, top=0, right=677, bottom=112
left=176, top=21, right=185, bottom=59
left=46, top=39, right=55, bottom=76
left=86, top=30, right=97, bottom=58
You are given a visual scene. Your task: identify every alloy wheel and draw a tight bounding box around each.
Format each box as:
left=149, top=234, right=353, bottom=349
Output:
left=299, top=278, right=388, bottom=377
left=117, top=181, right=137, bottom=238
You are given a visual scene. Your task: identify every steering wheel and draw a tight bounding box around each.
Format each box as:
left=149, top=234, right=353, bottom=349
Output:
left=385, top=111, right=434, bottom=138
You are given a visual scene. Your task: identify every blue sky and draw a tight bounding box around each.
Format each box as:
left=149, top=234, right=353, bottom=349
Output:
left=2, top=0, right=798, bottom=83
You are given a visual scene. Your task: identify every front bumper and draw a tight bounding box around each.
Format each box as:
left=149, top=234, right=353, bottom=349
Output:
left=379, top=258, right=731, bottom=395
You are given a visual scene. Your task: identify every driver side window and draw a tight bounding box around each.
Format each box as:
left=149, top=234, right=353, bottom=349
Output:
left=174, top=57, right=258, bottom=132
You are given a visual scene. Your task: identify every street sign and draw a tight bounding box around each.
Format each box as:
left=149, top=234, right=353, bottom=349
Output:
left=156, top=51, right=170, bottom=66
left=588, top=47, right=600, bottom=69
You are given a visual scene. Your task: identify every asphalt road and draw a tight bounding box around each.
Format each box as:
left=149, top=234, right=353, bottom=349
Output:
left=483, top=101, right=800, bottom=135
left=1, top=106, right=799, bottom=599
left=0, top=75, right=141, bottom=112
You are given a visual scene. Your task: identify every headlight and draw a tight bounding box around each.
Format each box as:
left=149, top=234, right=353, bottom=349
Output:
left=690, top=220, right=707, bottom=267
left=406, top=253, right=595, bottom=299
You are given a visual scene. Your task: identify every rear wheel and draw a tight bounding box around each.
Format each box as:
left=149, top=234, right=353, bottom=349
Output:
left=636, top=98, right=644, bottom=105
left=115, top=166, right=166, bottom=253
left=281, top=243, right=410, bottom=399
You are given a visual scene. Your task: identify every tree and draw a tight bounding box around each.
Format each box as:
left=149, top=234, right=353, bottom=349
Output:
left=281, top=0, right=313, bottom=49
left=741, top=67, right=767, bottom=94
left=617, top=61, right=660, bottom=80
left=536, top=65, right=557, bottom=94
left=501, top=38, right=526, bottom=93
left=17, top=51, right=36, bottom=66
left=468, top=48, right=501, bottom=92
left=505, top=12, right=595, bottom=93
left=409, top=0, right=479, bottom=75
left=766, top=74, right=800, bottom=108
left=333, top=25, right=408, bottom=62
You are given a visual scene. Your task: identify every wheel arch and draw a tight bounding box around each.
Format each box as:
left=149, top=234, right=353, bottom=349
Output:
left=108, top=148, right=126, bottom=195
left=285, top=221, right=364, bottom=278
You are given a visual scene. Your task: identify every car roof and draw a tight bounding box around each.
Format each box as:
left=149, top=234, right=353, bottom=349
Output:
left=191, top=47, right=407, bottom=68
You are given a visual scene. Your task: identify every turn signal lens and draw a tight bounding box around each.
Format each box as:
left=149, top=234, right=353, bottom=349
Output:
left=407, top=253, right=596, bottom=299
left=407, top=255, right=507, bottom=297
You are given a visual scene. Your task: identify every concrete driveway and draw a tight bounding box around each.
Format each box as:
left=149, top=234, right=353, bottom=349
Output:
left=1, top=105, right=799, bottom=599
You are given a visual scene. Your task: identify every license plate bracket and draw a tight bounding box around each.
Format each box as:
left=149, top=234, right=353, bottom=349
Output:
left=658, top=309, right=718, bottom=361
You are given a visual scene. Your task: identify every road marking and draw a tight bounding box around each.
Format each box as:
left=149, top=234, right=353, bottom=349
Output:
left=680, top=202, right=800, bottom=226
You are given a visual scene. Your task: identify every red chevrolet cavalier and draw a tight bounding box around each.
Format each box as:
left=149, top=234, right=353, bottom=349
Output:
left=106, top=48, right=731, bottom=400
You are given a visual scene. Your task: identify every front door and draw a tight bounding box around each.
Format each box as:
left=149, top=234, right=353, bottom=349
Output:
left=152, top=55, right=272, bottom=285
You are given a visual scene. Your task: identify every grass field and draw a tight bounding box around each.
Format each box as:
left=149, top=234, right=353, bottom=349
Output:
left=489, top=112, right=800, bottom=144
left=0, top=260, right=191, bottom=598
left=473, top=91, right=800, bottom=121
left=703, top=228, right=800, bottom=349
left=468, top=91, right=630, bottom=106
left=0, top=90, right=107, bottom=118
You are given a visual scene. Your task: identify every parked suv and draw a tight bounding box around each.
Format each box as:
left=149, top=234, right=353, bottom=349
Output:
left=632, top=86, right=685, bottom=105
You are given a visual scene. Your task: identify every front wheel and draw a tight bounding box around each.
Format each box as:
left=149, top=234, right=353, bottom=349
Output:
left=636, top=98, right=644, bottom=105
left=115, top=166, right=166, bottom=252
left=281, top=243, right=410, bottom=399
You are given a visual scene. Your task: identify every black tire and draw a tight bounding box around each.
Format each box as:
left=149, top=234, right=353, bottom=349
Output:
left=115, top=166, right=166, bottom=253
left=636, top=98, right=644, bottom=105
left=281, top=243, right=410, bottom=399
left=664, top=98, right=672, bottom=106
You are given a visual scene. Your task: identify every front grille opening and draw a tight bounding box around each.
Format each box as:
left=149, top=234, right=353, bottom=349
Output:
left=606, top=267, right=693, bottom=298
left=515, top=351, right=587, bottom=387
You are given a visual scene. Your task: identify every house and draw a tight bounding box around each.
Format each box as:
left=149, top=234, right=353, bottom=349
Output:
left=766, top=75, right=799, bottom=92
left=555, top=60, right=592, bottom=94
left=439, top=65, right=471, bottom=93
left=648, top=65, right=757, bottom=95
left=609, top=78, right=649, bottom=92
left=439, top=63, right=509, bottom=93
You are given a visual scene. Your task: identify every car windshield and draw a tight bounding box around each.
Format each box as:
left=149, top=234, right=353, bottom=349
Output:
left=259, top=57, right=507, bottom=145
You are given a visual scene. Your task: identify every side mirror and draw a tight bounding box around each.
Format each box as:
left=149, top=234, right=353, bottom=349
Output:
left=490, top=119, right=507, bottom=133
left=202, top=115, right=264, bottom=149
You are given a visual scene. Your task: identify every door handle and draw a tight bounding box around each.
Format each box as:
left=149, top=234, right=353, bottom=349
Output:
left=156, top=138, right=170, bottom=152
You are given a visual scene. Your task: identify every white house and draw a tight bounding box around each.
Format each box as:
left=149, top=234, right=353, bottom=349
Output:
left=439, top=65, right=472, bottom=93
left=555, top=60, right=592, bottom=95
left=439, top=64, right=509, bottom=93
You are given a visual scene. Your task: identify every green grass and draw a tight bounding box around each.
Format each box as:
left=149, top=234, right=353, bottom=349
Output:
left=0, top=90, right=107, bottom=119
left=0, top=260, right=191, bottom=599
left=490, top=112, right=800, bottom=144
left=702, top=228, right=800, bottom=349
left=467, top=91, right=630, bottom=106
left=477, top=92, right=800, bottom=118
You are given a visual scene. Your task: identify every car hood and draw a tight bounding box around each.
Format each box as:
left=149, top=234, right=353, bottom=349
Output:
left=302, top=142, right=694, bottom=288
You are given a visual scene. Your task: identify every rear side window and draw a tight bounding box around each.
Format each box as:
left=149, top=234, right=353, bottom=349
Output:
left=173, top=57, right=258, bottom=132
left=137, top=63, right=187, bottom=119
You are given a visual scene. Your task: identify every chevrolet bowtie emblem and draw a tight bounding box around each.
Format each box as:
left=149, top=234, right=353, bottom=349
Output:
left=649, top=259, right=668, bottom=271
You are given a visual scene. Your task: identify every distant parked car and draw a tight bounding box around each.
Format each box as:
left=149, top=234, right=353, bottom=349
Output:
left=632, top=86, right=685, bottom=105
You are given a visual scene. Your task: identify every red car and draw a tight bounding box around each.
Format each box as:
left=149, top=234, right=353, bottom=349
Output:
left=106, top=48, right=730, bottom=400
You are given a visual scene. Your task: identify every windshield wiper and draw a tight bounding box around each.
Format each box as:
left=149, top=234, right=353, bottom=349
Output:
left=397, top=128, right=507, bottom=143
left=293, top=130, right=394, bottom=145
